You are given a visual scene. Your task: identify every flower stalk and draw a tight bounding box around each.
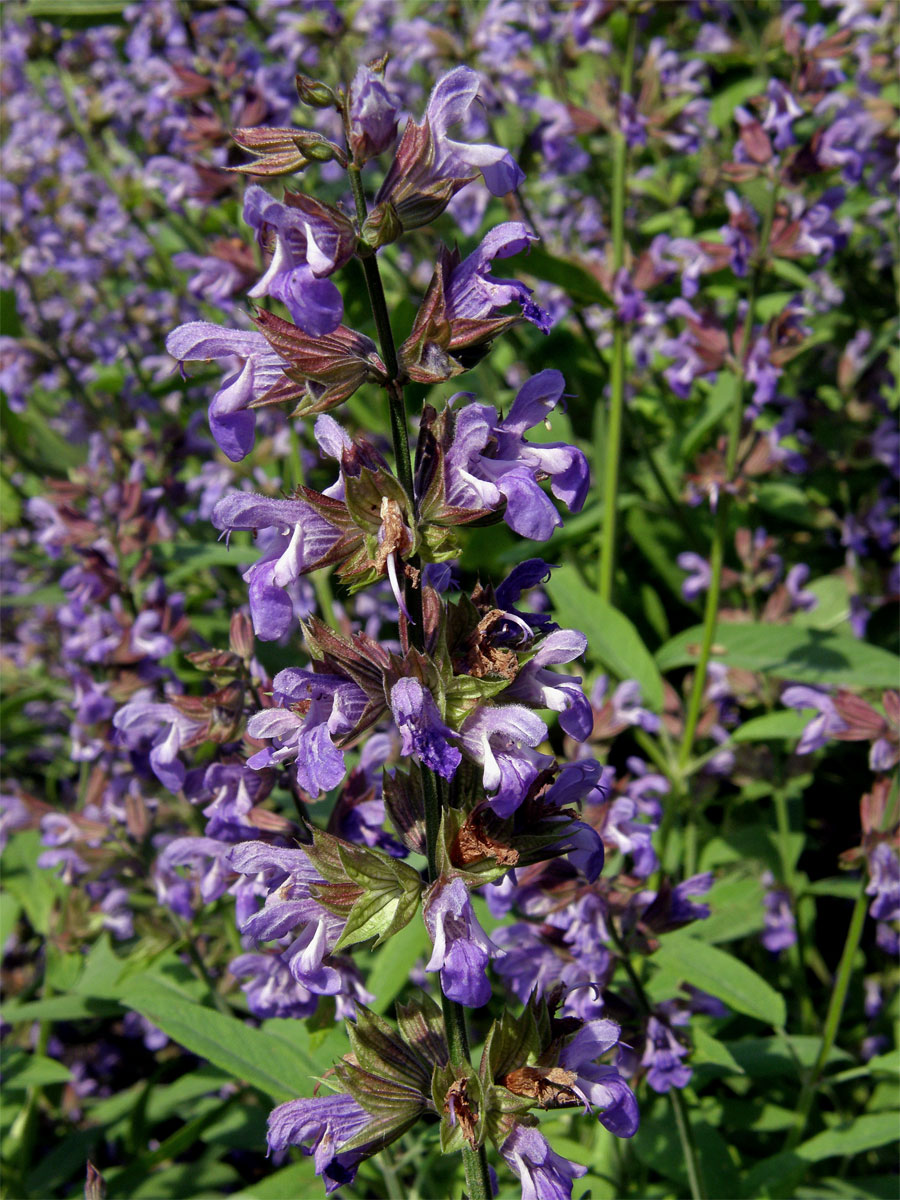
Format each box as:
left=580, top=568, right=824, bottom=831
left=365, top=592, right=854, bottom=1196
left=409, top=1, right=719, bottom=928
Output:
left=598, top=7, right=638, bottom=606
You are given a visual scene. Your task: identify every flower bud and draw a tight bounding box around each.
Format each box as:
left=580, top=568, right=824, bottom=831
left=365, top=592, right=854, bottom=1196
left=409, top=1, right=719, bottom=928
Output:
left=295, top=74, right=337, bottom=109
left=360, top=200, right=402, bottom=251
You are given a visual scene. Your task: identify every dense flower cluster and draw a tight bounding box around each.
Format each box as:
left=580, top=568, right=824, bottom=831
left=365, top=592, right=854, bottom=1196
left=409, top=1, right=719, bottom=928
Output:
left=2, top=4, right=897, bottom=1199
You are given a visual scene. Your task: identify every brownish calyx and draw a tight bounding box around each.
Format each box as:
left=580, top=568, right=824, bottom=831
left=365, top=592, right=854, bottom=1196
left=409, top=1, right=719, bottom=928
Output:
left=444, top=1077, right=479, bottom=1148
left=451, top=808, right=519, bottom=868
left=500, top=1066, right=579, bottom=1108
left=461, top=608, right=519, bottom=679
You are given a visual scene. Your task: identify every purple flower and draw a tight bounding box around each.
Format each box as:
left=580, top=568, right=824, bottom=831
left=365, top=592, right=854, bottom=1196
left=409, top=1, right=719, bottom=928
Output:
left=421, top=66, right=524, bottom=196
left=504, top=628, right=592, bottom=740
left=781, top=686, right=847, bottom=754
left=640, top=1016, right=692, bottom=1093
left=243, top=186, right=355, bottom=337
left=495, top=559, right=559, bottom=636
left=424, top=876, right=501, bottom=1007
left=390, top=679, right=461, bottom=779
left=785, top=564, right=818, bottom=613
left=866, top=843, right=900, bottom=924
left=349, top=66, right=399, bottom=161
left=246, top=668, right=369, bottom=796
left=762, top=80, right=803, bottom=151
left=165, top=322, right=287, bottom=462
left=112, top=700, right=205, bottom=793
left=156, top=836, right=237, bottom=908
left=761, top=872, right=797, bottom=953
left=677, top=551, right=711, bottom=601
left=230, top=952, right=318, bottom=1020
left=500, top=1123, right=587, bottom=1200
left=558, top=1019, right=640, bottom=1137
left=445, top=223, right=550, bottom=333
left=228, top=841, right=345, bottom=995
left=267, top=1093, right=371, bottom=1194
left=445, top=371, right=589, bottom=541
left=212, top=491, right=345, bottom=640
left=459, top=705, right=553, bottom=818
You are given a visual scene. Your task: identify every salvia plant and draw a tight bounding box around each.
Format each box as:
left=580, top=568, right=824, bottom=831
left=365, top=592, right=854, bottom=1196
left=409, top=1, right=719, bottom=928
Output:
left=1, top=3, right=898, bottom=1200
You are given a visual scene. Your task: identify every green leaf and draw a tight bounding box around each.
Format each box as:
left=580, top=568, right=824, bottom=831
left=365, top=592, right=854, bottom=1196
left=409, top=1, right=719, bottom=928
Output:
left=4, top=995, right=124, bottom=1023
left=732, top=710, right=813, bottom=743
left=742, top=1113, right=900, bottom=1198
left=503, top=246, right=612, bottom=307
left=117, top=976, right=323, bottom=1102
left=690, top=1026, right=746, bottom=1074
left=231, top=1160, right=319, bottom=1199
left=2, top=830, right=66, bottom=936
left=365, top=914, right=431, bottom=1015
left=653, top=935, right=786, bottom=1026
left=799, top=1112, right=900, bottom=1163
left=656, top=622, right=900, bottom=688
left=547, top=565, right=664, bottom=710
left=689, top=871, right=767, bottom=943
left=3, top=1050, right=73, bottom=1089
left=721, top=1036, right=851, bottom=1077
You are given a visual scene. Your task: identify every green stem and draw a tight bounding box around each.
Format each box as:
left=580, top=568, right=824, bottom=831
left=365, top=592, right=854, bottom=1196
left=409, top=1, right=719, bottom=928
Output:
left=676, top=181, right=779, bottom=773
left=670, top=1088, right=707, bottom=1200
left=347, top=155, right=492, bottom=1200
left=346, top=164, right=415, bottom=511
left=598, top=9, right=638, bottom=606
left=783, top=878, right=869, bottom=1152
left=609, top=925, right=706, bottom=1200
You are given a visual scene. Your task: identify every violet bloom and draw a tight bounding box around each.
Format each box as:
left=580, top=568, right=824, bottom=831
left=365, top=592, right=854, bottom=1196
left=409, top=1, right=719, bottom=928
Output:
left=459, top=705, right=554, bottom=818
left=785, top=564, right=818, bottom=613
left=243, top=186, right=355, bottom=337
left=212, top=492, right=345, bottom=640
left=267, top=1093, right=371, bottom=1194
left=761, top=872, right=797, bottom=953
left=229, top=841, right=345, bottom=996
left=390, top=679, right=461, bottom=779
left=113, top=700, right=206, bottom=793
left=677, top=551, right=711, bottom=601
left=420, top=65, right=524, bottom=195
left=348, top=65, right=399, bottom=161
left=165, top=322, right=287, bottom=462
left=445, top=370, right=589, bottom=541
left=500, top=1123, right=587, bottom=1200
left=558, top=1019, right=640, bottom=1137
left=504, top=628, right=593, bottom=740
left=246, top=668, right=369, bottom=796
left=866, top=843, right=900, bottom=924
left=782, top=686, right=847, bottom=754
left=762, top=80, right=803, bottom=151
left=424, top=876, right=502, bottom=1007
left=230, top=952, right=318, bottom=1020
left=156, top=836, right=236, bottom=908
left=445, top=223, right=551, bottom=333
left=641, top=1016, right=692, bottom=1093
left=495, top=559, right=559, bottom=636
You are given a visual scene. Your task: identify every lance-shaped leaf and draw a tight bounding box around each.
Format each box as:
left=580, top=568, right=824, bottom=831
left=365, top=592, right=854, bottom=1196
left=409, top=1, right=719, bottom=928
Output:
left=480, top=1006, right=542, bottom=1086
left=252, top=309, right=387, bottom=416
left=231, top=126, right=346, bottom=175
left=301, top=617, right=391, bottom=701
left=396, top=993, right=449, bottom=1070
left=335, top=1058, right=426, bottom=1123
left=348, top=1008, right=433, bottom=1094
left=383, top=764, right=427, bottom=856
left=328, top=843, right=423, bottom=951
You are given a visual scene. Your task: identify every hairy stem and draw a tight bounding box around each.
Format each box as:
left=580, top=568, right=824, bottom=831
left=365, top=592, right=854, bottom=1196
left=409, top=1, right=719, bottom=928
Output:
left=598, top=8, right=638, bottom=605
left=348, top=157, right=493, bottom=1200
left=677, top=181, right=779, bottom=773
left=609, top=924, right=706, bottom=1200
left=783, top=877, right=869, bottom=1152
